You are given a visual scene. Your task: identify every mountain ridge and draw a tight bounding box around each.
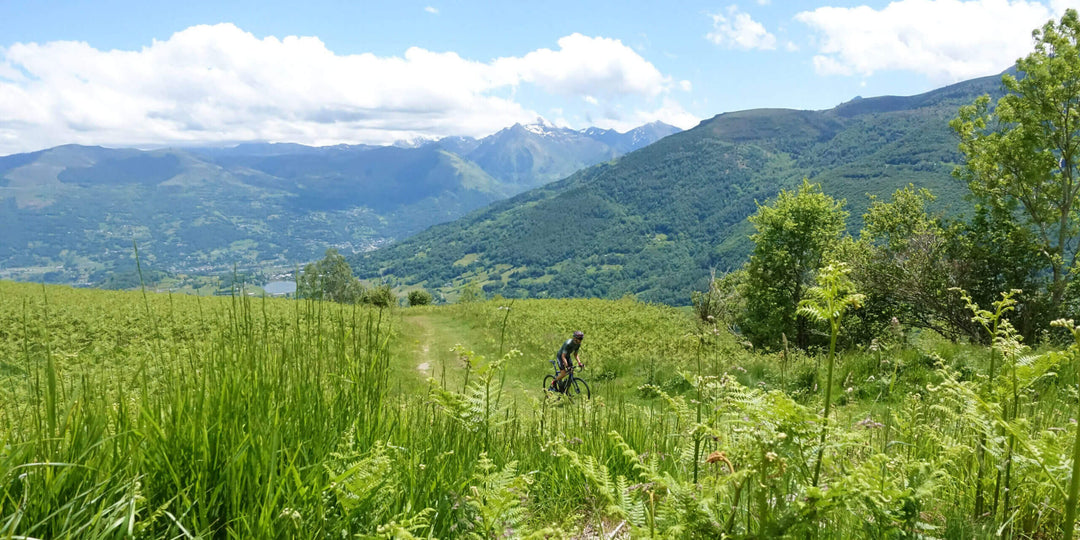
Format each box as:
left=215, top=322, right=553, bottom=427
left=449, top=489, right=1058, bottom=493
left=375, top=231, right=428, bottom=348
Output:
left=0, top=121, right=681, bottom=284
left=349, top=70, right=1008, bottom=304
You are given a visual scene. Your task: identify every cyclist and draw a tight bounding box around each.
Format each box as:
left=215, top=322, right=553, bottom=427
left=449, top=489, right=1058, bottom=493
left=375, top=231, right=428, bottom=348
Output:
left=548, top=331, right=584, bottom=392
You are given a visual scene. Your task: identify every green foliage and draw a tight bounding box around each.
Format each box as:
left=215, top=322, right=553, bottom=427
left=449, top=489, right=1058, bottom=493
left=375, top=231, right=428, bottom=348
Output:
left=464, top=454, right=533, bottom=538
left=1052, top=318, right=1080, bottom=540
left=797, top=263, right=864, bottom=487
left=952, top=9, right=1080, bottom=312
left=690, top=269, right=744, bottom=333
left=947, top=205, right=1051, bottom=340
left=458, top=281, right=484, bottom=304
left=846, top=185, right=973, bottom=341
left=365, top=283, right=397, bottom=308
left=298, top=248, right=365, bottom=303
left=96, top=265, right=169, bottom=290
left=407, top=289, right=433, bottom=306
left=742, top=180, right=849, bottom=349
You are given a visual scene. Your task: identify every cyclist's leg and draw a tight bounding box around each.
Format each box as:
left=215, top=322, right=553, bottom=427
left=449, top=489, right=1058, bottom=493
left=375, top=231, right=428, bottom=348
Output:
left=549, top=358, right=569, bottom=390
left=553, top=357, right=569, bottom=380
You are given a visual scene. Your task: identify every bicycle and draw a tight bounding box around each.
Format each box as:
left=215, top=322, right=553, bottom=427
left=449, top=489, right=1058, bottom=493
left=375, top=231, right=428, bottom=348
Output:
left=543, top=360, right=591, bottom=400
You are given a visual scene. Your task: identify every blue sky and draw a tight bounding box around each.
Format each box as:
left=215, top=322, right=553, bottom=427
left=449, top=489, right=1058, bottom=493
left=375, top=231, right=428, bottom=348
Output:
left=1, top=0, right=1077, bottom=155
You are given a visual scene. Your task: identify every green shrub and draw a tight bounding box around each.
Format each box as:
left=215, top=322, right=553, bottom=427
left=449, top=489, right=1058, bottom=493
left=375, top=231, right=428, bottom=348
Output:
left=407, top=289, right=433, bottom=306
left=365, top=283, right=397, bottom=308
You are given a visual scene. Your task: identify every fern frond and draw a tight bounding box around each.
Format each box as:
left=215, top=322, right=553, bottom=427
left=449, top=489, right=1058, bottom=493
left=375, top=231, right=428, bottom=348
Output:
left=372, top=507, right=437, bottom=539
left=465, top=453, right=535, bottom=538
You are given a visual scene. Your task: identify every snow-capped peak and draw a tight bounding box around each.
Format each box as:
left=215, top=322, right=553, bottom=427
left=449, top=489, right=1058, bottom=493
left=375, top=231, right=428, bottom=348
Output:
left=522, top=117, right=562, bottom=136
left=392, top=136, right=435, bottom=148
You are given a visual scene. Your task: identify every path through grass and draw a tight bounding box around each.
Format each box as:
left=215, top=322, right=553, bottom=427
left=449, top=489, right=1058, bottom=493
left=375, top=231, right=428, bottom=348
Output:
left=392, top=307, right=562, bottom=403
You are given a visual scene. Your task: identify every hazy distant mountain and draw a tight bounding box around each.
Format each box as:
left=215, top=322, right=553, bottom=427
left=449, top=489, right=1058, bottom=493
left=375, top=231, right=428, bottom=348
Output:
left=350, top=72, right=1006, bottom=305
left=581, top=121, right=682, bottom=153
left=0, top=120, right=681, bottom=284
left=466, top=119, right=612, bottom=188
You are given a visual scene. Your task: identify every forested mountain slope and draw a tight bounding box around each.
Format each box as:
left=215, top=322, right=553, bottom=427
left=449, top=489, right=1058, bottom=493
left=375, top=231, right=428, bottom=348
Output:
left=0, top=121, right=677, bottom=284
left=352, top=71, right=1006, bottom=304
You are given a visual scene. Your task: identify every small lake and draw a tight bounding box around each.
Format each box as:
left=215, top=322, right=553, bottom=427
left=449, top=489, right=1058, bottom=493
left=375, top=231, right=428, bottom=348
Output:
left=263, top=281, right=297, bottom=295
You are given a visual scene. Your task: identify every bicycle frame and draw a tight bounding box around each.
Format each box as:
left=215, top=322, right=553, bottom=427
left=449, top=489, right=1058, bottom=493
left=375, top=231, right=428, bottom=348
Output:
left=545, top=362, right=590, bottom=399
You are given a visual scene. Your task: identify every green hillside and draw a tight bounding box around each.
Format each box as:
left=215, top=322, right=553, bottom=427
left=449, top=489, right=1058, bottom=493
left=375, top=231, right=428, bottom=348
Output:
left=0, top=122, right=678, bottom=285
left=352, top=72, right=1005, bottom=304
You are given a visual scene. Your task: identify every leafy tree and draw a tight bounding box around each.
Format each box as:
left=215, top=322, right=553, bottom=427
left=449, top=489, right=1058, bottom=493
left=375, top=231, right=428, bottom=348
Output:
left=846, top=185, right=1049, bottom=342
left=741, top=180, right=848, bottom=349
left=846, top=186, right=976, bottom=340
left=458, top=281, right=484, bottom=304
left=364, top=283, right=397, bottom=308
left=952, top=8, right=1080, bottom=313
left=945, top=205, right=1049, bottom=340
left=407, top=289, right=433, bottom=306
left=298, top=248, right=364, bottom=303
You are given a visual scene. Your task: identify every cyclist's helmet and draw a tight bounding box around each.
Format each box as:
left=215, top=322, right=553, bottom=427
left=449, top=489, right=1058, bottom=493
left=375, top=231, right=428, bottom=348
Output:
left=573, top=331, right=584, bottom=339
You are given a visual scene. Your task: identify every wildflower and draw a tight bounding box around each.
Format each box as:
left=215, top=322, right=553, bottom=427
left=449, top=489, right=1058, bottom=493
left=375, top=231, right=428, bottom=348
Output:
left=777, top=432, right=787, bottom=440
left=419, top=463, right=426, bottom=470
left=765, top=452, right=778, bottom=462
left=279, top=507, right=301, bottom=521
left=855, top=416, right=884, bottom=429
left=569, top=437, right=583, bottom=446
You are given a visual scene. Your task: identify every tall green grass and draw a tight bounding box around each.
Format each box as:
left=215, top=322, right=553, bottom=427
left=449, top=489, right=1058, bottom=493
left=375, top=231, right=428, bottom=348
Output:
left=3, top=282, right=1080, bottom=537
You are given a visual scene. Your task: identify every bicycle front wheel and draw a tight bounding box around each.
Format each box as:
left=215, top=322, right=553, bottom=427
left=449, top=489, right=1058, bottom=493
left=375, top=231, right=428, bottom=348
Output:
left=570, top=378, right=591, bottom=400
left=543, top=375, right=555, bottom=392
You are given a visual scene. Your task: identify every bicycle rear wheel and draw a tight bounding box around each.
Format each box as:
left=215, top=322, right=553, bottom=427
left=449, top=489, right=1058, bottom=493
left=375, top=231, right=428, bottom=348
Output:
left=570, top=377, right=591, bottom=400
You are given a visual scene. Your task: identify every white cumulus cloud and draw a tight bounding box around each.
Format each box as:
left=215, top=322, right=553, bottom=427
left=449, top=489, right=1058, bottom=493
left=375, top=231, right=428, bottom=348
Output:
left=0, top=24, right=682, bottom=154
left=493, top=33, right=670, bottom=98
left=706, top=6, right=777, bottom=50
left=796, top=0, right=1074, bottom=82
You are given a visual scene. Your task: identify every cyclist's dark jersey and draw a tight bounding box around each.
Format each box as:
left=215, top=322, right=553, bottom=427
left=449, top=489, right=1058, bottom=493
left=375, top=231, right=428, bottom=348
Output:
left=556, top=338, right=580, bottom=364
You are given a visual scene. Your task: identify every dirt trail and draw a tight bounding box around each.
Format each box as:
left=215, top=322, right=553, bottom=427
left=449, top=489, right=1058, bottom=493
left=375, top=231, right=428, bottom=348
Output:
left=407, top=313, right=437, bottom=377
left=395, top=311, right=486, bottom=387
left=394, top=309, right=553, bottom=401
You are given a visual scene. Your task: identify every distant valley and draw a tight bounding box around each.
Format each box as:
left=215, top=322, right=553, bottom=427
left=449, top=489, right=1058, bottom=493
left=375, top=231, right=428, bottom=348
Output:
left=0, top=120, right=679, bottom=285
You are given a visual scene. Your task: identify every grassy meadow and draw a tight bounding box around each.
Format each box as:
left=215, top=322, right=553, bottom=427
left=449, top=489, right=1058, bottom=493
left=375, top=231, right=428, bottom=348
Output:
left=3, top=280, right=1080, bottom=538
